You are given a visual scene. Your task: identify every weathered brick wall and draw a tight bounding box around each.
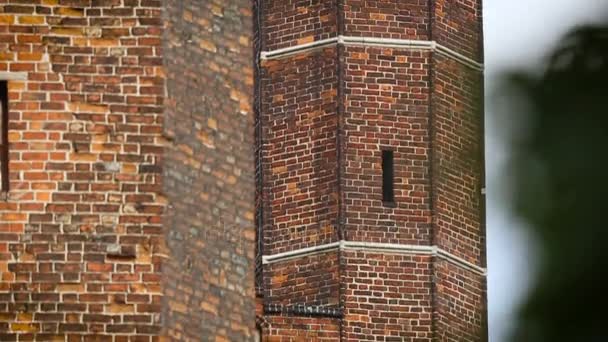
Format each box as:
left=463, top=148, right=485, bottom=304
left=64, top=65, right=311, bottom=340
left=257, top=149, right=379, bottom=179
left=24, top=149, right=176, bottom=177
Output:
left=431, top=51, right=486, bottom=342
left=432, top=54, right=484, bottom=265
left=265, top=251, right=340, bottom=308
left=163, top=0, right=256, bottom=341
left=343, top=0, right=430, bottom=39
left=261, top=0, right=338, bottom=51
left=433, top=261, right=486, bottom=341
left=257, top=45, right=342, bottom=333
left=0, top=0, right=256, bottom=340
left=342, top=46, right=433, bottom=246
left=263, top=316, right=340, bottom=341
left=0, top=0, right=485, bottom=339
left=0, top=1, right=165, bottom=340
left=432, top=0, right=483, bottom=61
left=259, top=47, right=340, bottom=255
left=430, top=3, right=485, bottom=339
left=342, top=251, right=434, bottom=341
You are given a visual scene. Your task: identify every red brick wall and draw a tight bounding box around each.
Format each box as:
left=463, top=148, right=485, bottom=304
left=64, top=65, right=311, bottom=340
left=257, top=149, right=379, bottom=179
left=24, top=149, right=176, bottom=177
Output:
left=0, top=1, right=165, bottom=340
left=257, top=1, right=486, bottom=341
left=432, top=54, right=484, bottom=265
left=434, top=260, right=486, bottom=341
left=432, top=0, right=483, bottom=61
left=342, top=46, right=433, bottom=246
left=263, top=316, right=340, bottom=341
left=343, top=0, right=431, bottom=40
left=431, top=52, right=486, bottom=342
left=265, top=251, right=340, bottom=308
left=0, top=0, right=257, bottom=340
left=163, top=0, right=256, bottom=341
left=261, top=0, right=338, bottom=51
left=0, top=0, right=486, bottom=338
left=259, top=48, right=340, bottom=255
left=342, top=251, right=434, bottom=341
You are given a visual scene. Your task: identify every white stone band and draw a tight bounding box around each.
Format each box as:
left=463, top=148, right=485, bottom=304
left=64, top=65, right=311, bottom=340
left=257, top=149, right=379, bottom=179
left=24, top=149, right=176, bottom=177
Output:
left=262, top=241, right=342, bottom=264
left=262, top=240, right=487, bottom=276
left=260, top=35, right=484, bottom=72
left=0, top=72, right=28, bottom=80
left=260, top=37, right=340, bottom=60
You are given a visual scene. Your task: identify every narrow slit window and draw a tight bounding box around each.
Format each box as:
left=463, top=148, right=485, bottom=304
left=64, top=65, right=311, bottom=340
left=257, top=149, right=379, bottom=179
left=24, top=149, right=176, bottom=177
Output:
left=382, top=150, right=394, bottom=203
left=0, top=81, right=8, bottom=192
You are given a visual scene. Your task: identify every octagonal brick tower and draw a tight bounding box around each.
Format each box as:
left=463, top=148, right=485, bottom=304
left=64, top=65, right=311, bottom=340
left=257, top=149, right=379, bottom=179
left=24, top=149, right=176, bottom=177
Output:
left=255, top=0, right=486, bottom=341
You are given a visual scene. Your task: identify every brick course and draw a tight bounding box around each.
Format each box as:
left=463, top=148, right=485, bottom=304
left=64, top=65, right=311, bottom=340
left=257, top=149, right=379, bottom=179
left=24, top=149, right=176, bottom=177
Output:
left=263, top=316, right=340, bottom=341
left=265, top=250, right=340, bottom=308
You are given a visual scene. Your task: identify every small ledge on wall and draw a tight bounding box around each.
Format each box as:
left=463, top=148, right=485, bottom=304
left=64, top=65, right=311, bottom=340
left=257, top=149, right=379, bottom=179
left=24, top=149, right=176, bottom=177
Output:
left=0, top=72, right=27, bottom=81
left=382, top=201, right=397, bottom=208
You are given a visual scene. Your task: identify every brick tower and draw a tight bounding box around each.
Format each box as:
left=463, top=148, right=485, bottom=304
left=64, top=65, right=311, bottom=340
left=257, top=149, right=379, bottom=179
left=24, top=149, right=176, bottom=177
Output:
left=255, top=0, right=486, bottom=341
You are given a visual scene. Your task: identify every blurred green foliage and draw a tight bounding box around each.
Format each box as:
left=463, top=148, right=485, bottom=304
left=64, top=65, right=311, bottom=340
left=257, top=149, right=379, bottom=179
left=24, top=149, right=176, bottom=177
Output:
left=505, top=26, right=608, bottom=341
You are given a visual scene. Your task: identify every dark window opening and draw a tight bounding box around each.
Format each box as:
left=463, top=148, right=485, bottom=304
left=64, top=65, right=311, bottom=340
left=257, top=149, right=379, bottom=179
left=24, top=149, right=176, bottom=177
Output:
left=382, top=150, right=394, bottom=203
left=0, top=81, right=8, bottom=193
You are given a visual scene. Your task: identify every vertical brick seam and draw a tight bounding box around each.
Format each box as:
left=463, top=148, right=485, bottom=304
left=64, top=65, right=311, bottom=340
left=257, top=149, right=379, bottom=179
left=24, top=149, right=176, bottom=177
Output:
left=336, top=1, right=346, bottom=340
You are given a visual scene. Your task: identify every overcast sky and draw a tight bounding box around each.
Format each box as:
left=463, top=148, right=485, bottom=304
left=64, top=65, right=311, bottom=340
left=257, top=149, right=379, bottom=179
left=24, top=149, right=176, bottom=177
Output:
left=484, top=1, right=607, bottom=341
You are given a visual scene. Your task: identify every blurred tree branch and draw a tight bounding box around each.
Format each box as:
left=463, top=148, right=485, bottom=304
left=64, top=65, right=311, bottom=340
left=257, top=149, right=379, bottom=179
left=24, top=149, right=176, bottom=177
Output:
left=503, top=24, right=608, bottom=342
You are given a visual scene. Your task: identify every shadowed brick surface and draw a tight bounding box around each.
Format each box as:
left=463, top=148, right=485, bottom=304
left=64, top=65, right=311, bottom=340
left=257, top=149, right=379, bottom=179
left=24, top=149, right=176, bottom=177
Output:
left=433, top=0, right=483, bottom=61
left=265, top=251, right=340, bottom=308
left=432, top=54, right=485, bottom=266
left=434, top=260, right=486, bottom=341
left=263, top=316, right=341, bottom=340
left=261, top=0, right=338, bottom=51
left=259, top=47, right=340, bottom=255
left=163, top=0, right=256, bottom=341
